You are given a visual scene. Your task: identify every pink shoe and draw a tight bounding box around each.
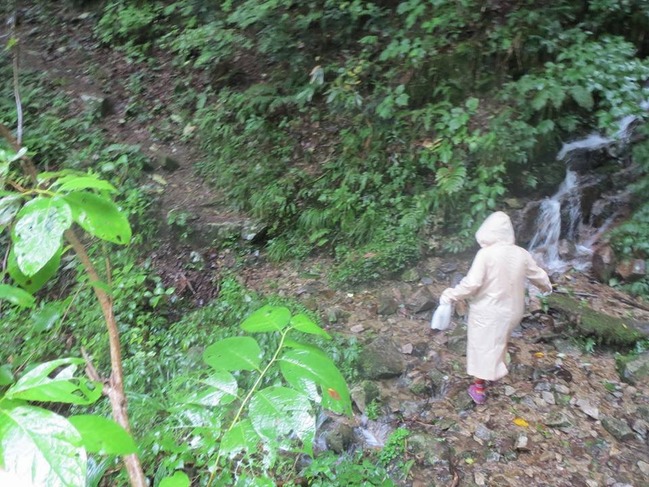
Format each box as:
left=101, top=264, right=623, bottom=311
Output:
left=468, top=384, right=486, bottom=405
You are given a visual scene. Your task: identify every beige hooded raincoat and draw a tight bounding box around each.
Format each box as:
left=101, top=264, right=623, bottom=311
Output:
left=441, top=211, right=551, bottom=381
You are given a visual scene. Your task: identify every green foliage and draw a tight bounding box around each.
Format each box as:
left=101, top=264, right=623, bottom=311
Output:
left=96, top=0, right=166, bottom=59
left=301, top=451, right=396, bottom=487
left=0, top=358, right=135, bottom=486
left=378, top=427, right=410, bottom=466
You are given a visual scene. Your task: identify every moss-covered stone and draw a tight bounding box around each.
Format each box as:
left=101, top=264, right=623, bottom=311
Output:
left=548, top=294, right=644, bottom=347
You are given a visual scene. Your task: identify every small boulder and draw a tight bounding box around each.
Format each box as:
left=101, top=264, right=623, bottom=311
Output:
left=358, top=336, right=405, bottom=379
left=620, top=351, right=649, bottom=385
left=591, top=245, right=616, bottom=283
left=615, top=259, right=646, bottom=282
left=601, top=416, right=634, bottom=442
left=377, top=295, right=399, bottom=316
left=324, top=423, right=355, bottom=454
left=405, top=286, right=436, bottom=314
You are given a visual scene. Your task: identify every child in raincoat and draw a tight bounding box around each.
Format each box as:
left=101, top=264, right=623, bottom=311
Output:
left=440, top=211, right=551, bottom=404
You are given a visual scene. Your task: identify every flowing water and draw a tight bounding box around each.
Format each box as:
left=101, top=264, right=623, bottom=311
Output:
left=528, top=106, right=646, bottom=273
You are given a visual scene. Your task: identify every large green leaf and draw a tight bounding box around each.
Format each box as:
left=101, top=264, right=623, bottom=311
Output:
left=11, top=196, right=72, bottom=276
left=68, top=415, right=137, bottom=455
left=5, top=358, right=102, bottom=405
left=203, top=337, right=261, bottom=372
left=186, top=371, right=238, bottom=407
left=159, top=471, right=190, bottom=487
left=289, top=313, right=330, bottom=339
left=7, top=246, right=61, bottom=293
left=55, top=176, right=117, bottom=193
left=0, top=400, right=86, bottom=487
left=0, top=194, right=22, bottom=226
left=0, top=284, right=35, bottom=308
left=219, top=419, right=259, bottom=459
left=240, top=305, right=291, bottom=333
left=279, top=349, right=352, bottom=415
left=63, top=192, right=131, bottom=245
left=249, top=387, right=315, bottom=455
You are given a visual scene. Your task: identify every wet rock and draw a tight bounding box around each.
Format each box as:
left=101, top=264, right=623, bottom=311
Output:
left=615, top=259, right=646, bottom=281
left=637, top=405, right=649, bottom=423
left=558, top=239, right=577, bottom=260
left=474, top=424, right=493, bottom=442
left=541, top=391, right=556, bottom=405
left=405, top=287, right=436, bottom=314
left=401, top=267, right=420, bottom=283
left=543, top=411, right=573, bottom=429
left=631, top=419, right=647, bottom=437
left=638, top=461, right=649, bottom=476
left=324, top=422, right=355, bottom=454
left=513, top=200, right=542, bottom=246
left=438, top=262, right=458, bottom=274
left=401, top=343, right=414, bottom=354
left=589, top=192, right=632, bottom=227
left=358, top=336, right=405, bottom=379
left=509, top=363, right=535, bottom=381
left=619, top=351, right=649, bottom=385
left=427, top=369, right=447, bottom=399
left=80, top=93, right=114, bottom=118
left=350, top=381, right=381, bottom=414
left=377, top=295, right=399, bottom=316
left=601, top=416, right=634, bottom=442
left=554, top=383, right=570, bottom=394
left=241, top=220, right=267, bottom=242
left=350, top=324, right=365, bottom=333
left=324, top=306, right=347, bottom=324
left=400, top=400, right=425, bottom=420
left=576, top=398, right=599, bottom=420
left=592, top=245, right=617, bottom=283
left=504, top=386, right=516, bottom=396
left=514, top=434, right=530, bottom=451
left=446, top=325, right=467, bottom=355
left=407, top=433, right=450, bottom=467
left=452, top=390, right=475, bottom=412
left=548, top=293, right=643, bottom=346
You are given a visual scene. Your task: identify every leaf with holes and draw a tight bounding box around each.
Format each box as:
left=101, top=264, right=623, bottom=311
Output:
left=5, top=358, right=102, bottom=405
left=0, top=284, right=35, bottom=308
left=279, top=348, right=351, bottom=415
left=0, top=400, right=86, bottom=487
left=68, top=415, right=138, bottom=455
left=63, top=192, right=131, bottom=245
left=249, top=386, right=315, bottom=455
left=11, top=197, right=71, bottom=276
left=203, top=336, right=261, bottom=372
left=7, top=247, right=61, bottom=293
left=240, top=305, right=291, bottom=333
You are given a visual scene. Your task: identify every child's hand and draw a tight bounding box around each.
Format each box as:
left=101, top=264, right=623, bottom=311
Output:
left=439, top=293, right=452, bottom=305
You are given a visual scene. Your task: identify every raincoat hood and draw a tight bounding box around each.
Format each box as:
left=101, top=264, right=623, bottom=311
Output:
left=475, top=211, right=515, bottom=248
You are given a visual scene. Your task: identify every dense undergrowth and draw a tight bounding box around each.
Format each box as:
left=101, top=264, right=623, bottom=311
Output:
left=92, top=0, right=649, bottom=284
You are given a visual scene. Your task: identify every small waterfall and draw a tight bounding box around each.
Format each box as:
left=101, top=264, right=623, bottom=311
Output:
left=528, top=170, right=585, bottom=273
left=528, top=105, right=646, bottom=273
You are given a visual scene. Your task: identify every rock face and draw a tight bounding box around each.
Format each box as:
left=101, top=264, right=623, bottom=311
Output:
left=601, top=416, right=634, bottom=442
left=358, top=336, right=405, bottom=379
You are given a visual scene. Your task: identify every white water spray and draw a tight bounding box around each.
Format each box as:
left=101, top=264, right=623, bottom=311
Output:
left=528, top=105, right=647, bottom=273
